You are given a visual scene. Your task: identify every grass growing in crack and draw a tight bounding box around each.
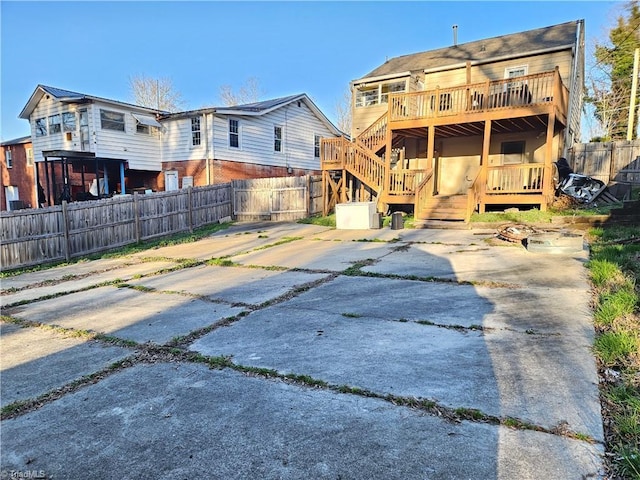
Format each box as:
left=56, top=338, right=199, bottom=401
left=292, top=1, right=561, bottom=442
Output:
left=208, top=257, right=239, bottom=267
left=454, top=407, right=485, bottom=421
left=253, top=236, right=303, bottom=251
left=298, top=214, right=336, bottom=227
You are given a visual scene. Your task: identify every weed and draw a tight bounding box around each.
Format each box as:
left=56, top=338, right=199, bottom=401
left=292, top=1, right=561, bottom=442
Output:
left=298, top=214, right=336, bottom=227
left=208, top=258, right=238, bottom=267
left=341, top=312, right=362, bottom=318
left=594, top=331, right=639, bottom=366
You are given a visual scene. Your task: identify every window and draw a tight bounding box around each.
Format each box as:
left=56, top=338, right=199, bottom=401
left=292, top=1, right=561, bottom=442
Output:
left=501, top=141, right=526, bottom=165
left=229, top=119, right=239, bottom=148
left=100, top=109, right=125, bottom=131
left=35, top=118, right=47, bottom=136
left=314, top=134, right=321, bottom=158
left=137, top=123, right=150, bottom=135
left=274, top=126, right=282, bottom=152
left=48, top=114, right=61, bottom=134
left=505, top=65, right=528, bottom=89
left=26, top=148, right=33, bottom=167
left=62, top=112, right=76, bottom=132
left=191, top=117, right=201, bottom=146
left=5, top=149, right=12, bottom=168
left=355, top=80, right=406, bottom=107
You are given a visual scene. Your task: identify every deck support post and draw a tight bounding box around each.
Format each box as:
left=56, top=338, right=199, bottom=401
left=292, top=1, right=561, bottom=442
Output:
left=542, top=110, right=556, bottom=210
left=427, top=125, right=435, bottom=195
left=479, top=120, right=492, bottom=214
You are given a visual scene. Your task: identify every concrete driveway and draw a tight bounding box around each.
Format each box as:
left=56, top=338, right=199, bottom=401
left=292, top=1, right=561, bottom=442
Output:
left=1, top=222, right=603, bottom=479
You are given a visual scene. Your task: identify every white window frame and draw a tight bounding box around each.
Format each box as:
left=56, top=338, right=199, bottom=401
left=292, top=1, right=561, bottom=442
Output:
left=100, top=109, right=126, bottom=132
left=35, top=117, right=47, bottom=136
left=314, top=134, right=321, bottom=158
left=505, top=65, right=529, bottom=90
left=26, top=147, right=33, bottom=167
left=191, top=117, right=201, bottom=146
left=355, top=80, right=406, bottom=108
left=5, top=149, right=12, bottom=168
left=229, top=119, right=240, bottom=148
left=49, top=114, right=62, bottom=134
left=274, top=125, right=283, bottom=153
left=62, top=112, right=76, bottom=132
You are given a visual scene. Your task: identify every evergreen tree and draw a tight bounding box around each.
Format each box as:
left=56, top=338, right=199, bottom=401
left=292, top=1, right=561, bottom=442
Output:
left=591, top=1, right=640, bottom=140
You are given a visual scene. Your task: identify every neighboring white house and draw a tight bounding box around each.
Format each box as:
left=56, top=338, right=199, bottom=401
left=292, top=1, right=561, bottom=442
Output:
left=18, top=85, right=341, bottom=203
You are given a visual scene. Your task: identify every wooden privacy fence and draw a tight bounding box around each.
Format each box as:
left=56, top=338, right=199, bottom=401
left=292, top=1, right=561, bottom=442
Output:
left=568, top=140, right=640, bottom=185
left=1, top=175, right=323, bottom=270
left=1, top=183, right=232, bottom=270
left=232, top=175, right=323, bottom=222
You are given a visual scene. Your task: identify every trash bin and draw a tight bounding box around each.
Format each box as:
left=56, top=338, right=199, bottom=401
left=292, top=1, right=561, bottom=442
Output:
left=391, top=212, right=404, bottom=230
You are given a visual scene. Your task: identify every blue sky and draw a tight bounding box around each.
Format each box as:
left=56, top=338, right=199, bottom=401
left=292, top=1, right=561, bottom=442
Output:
left=0, top=1, right=621, bottom=141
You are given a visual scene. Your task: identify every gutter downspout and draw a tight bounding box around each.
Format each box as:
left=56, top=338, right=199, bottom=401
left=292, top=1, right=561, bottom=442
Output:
left=203, top=113, right=210, bottom=185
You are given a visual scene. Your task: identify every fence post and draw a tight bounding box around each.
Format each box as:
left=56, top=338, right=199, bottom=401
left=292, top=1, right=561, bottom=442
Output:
left=133, top=192, right=141, bottom=243
left=61, top=201, right=71, bottom=262
left=306, top=174, right=311, bottom=216
left=188, top=186, right=193, bottom=233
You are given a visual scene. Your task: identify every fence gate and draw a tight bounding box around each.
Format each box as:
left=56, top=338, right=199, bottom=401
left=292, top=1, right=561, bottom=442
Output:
left=232, top=177, right=310, bottom=221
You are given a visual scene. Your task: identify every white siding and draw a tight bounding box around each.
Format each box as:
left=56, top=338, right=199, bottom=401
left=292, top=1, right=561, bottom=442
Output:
left=164, top=101, right=338, bottom=170
left=91, top=101, right=161, bottom=171
left=30, top=95, right=92, bottom=162
left=29, top=95, right=161, bottom=171
left=161, top=116, right=207, bottom=162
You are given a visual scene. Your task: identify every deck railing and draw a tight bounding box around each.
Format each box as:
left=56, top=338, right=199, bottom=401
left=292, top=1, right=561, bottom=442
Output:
left=388, top=169, right=429, bottom=196
left=389, top=70, right=566, bottom=122
left=357, top=112, right=388, bottom=153
left=321, top=137, right=386, bottom=192
left=486, top=164, right=544, bottom=194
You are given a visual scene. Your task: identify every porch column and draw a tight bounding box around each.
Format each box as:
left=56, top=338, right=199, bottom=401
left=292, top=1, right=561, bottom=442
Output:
left=383, top=116, right=392, bottom=206
left=103, top=161, right=109, bottom=195
left=120, top=162, right=126, bottom=195
left=480, top=120, right=492, bottom=214
left=542, top=111, right=556, bottom=210
left=43, top=157, right=51, bottom=207
left=34, top=161, right=40, bottom=208
left=427, top=125, right=435, bottom=195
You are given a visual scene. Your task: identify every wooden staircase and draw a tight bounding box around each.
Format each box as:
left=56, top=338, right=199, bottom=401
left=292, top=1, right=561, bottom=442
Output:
left=417, top=194, right=468, bottom=221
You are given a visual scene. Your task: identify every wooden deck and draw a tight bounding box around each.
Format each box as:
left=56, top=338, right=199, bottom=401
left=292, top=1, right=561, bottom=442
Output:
left=321, top=69, right=568, bottom=219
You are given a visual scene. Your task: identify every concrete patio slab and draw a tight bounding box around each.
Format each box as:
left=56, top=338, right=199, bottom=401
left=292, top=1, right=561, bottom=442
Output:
left=365, top=242, right=590, bottom=289
left=1, top=260, right=178, bottom=307
left=190, top=296, right=602, bottom=440
left=0, top=363, right=603, bottom=480
left=127, top=264, right=330, bottom=306
left=0, top=322, right=130, bottom=408
left=0, top=257, right=137, bottom=291
left=230, top=238, right=397, bottom=271
left=130, top=222, right=332, bottom=261
left=4, top=286, right=245, bottom=345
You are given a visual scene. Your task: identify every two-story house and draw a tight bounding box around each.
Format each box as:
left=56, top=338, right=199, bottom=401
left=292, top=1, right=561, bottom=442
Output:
left=18, top=86, right=341, bottom=206
left=1, top=136, right=35, bottom=210
left=321, top=20, right=585, bottom=221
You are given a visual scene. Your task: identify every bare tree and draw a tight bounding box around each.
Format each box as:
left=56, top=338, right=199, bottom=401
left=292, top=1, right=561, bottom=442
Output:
left=219, top=77, right=264, bottom=106
left=334, top=87, right=352, bottom=136
left=129, top=74, right=185, bottom=112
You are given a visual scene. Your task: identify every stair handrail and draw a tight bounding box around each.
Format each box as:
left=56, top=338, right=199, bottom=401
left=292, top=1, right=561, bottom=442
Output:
left=344, top=141, right=386, bottom=192
left=414, top=168, right=434, bottom=215
left=356, top=112, right=388, bottom=153
left=465, top=170, right=482, bottom=223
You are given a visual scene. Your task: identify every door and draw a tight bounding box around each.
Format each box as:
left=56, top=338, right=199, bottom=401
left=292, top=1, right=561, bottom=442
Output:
left=79, top=109, right=89, bottom=151
left=5, top=185, right=19, bottom=210
left=164, top=171, right=179, bottom=191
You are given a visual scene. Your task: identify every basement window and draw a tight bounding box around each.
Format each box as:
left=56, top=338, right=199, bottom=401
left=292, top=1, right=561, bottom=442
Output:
left=501, top=141, right=526, bottom=165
